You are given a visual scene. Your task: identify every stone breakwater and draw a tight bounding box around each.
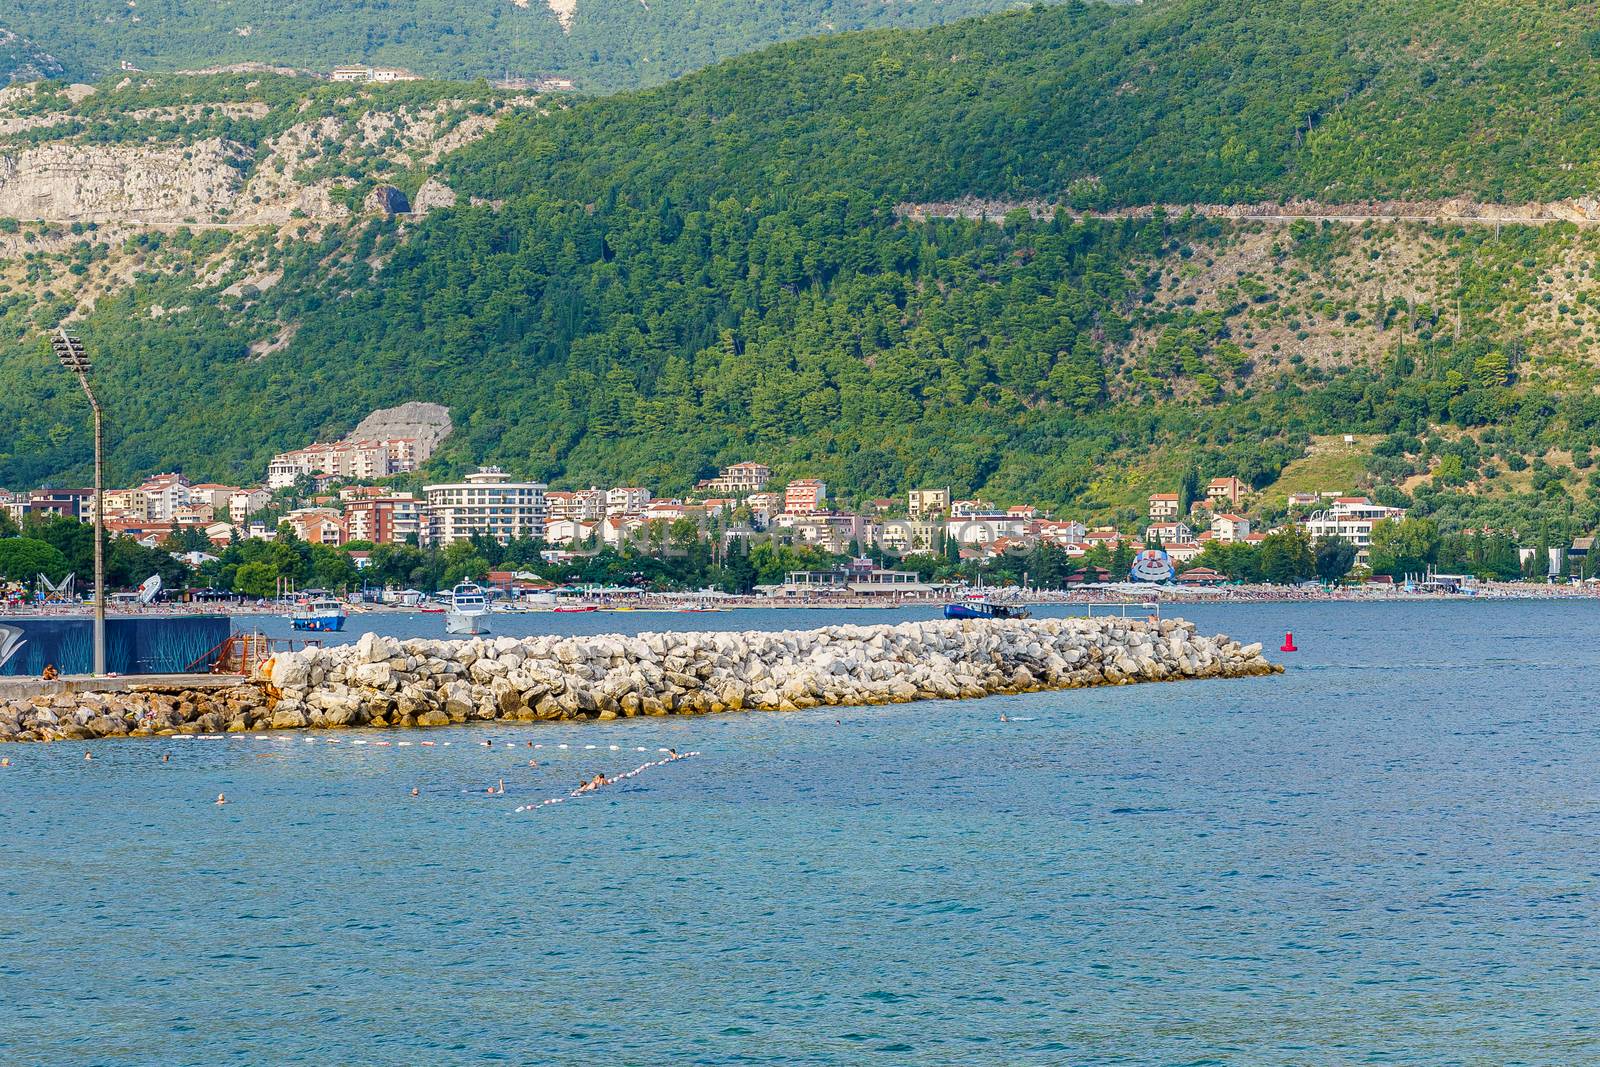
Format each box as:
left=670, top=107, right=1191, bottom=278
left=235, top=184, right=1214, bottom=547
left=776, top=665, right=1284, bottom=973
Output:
left=0, top=618, right=1278, bottom=742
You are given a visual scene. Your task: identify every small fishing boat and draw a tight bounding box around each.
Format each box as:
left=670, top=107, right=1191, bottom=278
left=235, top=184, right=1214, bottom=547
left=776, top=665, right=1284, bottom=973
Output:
left=291, top=597, right=347, bottom=632
left=944, top=599, right=1031, bottom=621
left=446, top=583, right=490, bottom=635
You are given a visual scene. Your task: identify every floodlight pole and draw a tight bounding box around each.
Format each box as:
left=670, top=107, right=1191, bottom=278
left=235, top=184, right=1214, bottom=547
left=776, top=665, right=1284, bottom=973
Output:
left=53, top=329, right=106, bottom=677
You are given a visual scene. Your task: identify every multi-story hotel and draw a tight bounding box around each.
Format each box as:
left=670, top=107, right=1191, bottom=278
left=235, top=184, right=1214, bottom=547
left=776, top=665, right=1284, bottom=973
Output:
left=424, top=467, right=546, bottom=545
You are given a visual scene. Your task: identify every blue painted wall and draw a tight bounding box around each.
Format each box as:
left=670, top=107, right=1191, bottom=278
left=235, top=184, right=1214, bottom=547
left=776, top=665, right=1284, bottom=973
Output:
left=0, top=616, right=231, bottom=676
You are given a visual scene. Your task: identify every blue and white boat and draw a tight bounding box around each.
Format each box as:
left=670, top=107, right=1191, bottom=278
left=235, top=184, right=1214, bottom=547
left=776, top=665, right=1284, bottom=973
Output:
left=944, top=598, right=1031, bottom=621
left=291, top=597, right=347, bottom=632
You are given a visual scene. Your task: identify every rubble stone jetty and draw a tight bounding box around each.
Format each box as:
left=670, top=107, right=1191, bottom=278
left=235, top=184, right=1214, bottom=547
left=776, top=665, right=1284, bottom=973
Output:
left=0, top=618, right=1279, bottom=742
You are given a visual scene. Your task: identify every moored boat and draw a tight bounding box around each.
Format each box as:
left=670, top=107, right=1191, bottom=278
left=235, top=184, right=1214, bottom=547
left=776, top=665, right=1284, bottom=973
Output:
left=943, top=599, right=1031, bottom=621
left=445, top=583, right=490, bottom=635
left=290, top=597, right=347, bottom=632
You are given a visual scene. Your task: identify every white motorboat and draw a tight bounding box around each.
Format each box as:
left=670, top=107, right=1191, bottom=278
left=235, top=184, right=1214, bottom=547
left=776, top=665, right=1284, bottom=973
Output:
left=445, top=582, right=490, bottom=635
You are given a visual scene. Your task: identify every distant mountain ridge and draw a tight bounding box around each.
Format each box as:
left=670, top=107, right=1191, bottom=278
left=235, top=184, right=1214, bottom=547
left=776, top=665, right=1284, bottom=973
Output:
left=0, top=0, right=1036, bottom=91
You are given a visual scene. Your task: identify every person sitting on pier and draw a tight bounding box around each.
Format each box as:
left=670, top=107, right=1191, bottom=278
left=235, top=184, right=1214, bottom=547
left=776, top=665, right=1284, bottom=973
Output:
left=41, top=664, right=58, bottom=680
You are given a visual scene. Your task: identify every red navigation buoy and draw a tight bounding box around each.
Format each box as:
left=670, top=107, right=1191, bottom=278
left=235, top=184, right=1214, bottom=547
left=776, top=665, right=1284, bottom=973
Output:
left=1280, top=631, right=1298, bottom=652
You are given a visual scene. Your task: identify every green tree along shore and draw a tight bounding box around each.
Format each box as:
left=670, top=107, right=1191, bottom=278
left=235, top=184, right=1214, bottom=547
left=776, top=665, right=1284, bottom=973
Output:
left=7, top=2, right=1600, bottom=542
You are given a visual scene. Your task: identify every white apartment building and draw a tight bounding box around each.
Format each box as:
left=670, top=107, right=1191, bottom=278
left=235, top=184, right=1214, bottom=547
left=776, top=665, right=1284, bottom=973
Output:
left=139, top=473, right=192, bottom=521
left=229, top=488, right=272, bottom=523
left=606, top=487, right=651, bottom=516
left=266, top=438, right=420, bottom=489
left=424, top=467, right=547, bottom=545
left=1302, top=497, right=1407, bottom=563
left=696, top=462, right=772, bottom=496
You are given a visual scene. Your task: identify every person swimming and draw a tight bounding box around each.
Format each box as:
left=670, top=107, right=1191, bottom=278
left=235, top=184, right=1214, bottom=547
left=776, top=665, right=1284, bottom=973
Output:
left=410, top=787, right=419, bottom=797
left=1, top=756, right=9, bottom=767
left=528, top=759, right=538, bottom=767
left=999, top=713, right=1008, bottom=723
left=215, top=793, right=227, bottom=806
left=162, top=753, right=170, bottom=763
left=83, top=751, right=93, bottom=761
left=481, top=740, right=492, bottom=747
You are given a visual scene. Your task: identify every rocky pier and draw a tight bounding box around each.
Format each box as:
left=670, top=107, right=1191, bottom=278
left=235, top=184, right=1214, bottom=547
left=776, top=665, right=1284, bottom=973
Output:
left=0, top=617, right=1279, bottom=743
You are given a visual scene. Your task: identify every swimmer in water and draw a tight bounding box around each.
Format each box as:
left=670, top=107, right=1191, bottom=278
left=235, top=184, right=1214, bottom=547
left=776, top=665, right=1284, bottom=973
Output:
left=481, top=739, right=492, bottom=748
left=1, top=756, right=9, bottom=767
left=999, top=713, right=1008, bottom=723
left=497, top=778, right=505, bottom=795
left=162, top=753, right=170, bottom=763
left=410, top=787, right=419, bottom=797
left=83, top=751, right=93, bottom=761
left=215, top=793, right=227, bottom=806
left=528, top=759, right=538, bottom=767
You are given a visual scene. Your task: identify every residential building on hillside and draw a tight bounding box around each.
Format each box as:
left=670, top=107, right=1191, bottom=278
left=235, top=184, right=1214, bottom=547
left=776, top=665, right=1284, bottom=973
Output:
left=907, top=488, right=950, bottom=517
left=103, top=488, right=149, bottom=521
left=1149, top=493, right=1181, bottom=520
left=424, top=467, right=547, bottom=545
left=1211, top=514, right=1251, bottom=543
left=950, top=499, right=996, bottom=518
left=229, top=488, right=272, bottom=523
left=187, top=483, right=241, bottom=511
left=139, top=473, right=192, bottom=521
left=266, top=438, right=419, bottom=489
left=15, top=488, right=95, bottom=522
left=1164, top=541, right=1204, bottom=564
left=1302, top=497, right=1407, bottom=564
left=1206, top=477, right=1246, bottom=507
left=1146, top=521, right=1194, bottom=545
left=878, top=518, right=940, bottom=552
left=606, top=487, right=651, bottom=516
left=784, top=479, right=827, bottom=515
left=285, top=507, right=345, bottom=546
left=946, top=515, right=1027, bottom=546
left=696, top=462, right=771, bottom=495
left=343, top=494, right=425, bottom=545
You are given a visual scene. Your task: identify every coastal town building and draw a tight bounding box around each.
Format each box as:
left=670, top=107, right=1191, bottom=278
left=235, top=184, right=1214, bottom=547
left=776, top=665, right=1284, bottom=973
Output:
left=12, top=488, right=95, bottom=522
left=1206, top=477, right=1246, bottom=507
left=783, top=479, right=828, bottom=516
left=1164, top=541, right=1204, bottom=564
left=1211, top=513, right=1251, bottom=543
left=767, top=558, right=937, bottom=599
left=950, top=499, right=996, bottom=518
left=330, top=65, right=421, bottom=83
left=606, top=487, right=651, bottom=516
left=1148, top=493, right=1181, bottom=520
left=1302, top=497, right=1407, bottom=564
left=878, top=518, right=940, bottom=552
left=946, top=515, right=1027, bottom=546
left=1146, top=521, right=1194, bottom=545
left=285, top=507, right=346, bottom=545
left=907, top=488, right=951, bottom=517
left=696, top=462, right=772, bottom=496
left=229, top=488, right=271, bottom=522
left=266, top=438, right=420, bottom=489
left=343, top=494, right=425, bottom=545
left=138, top=473, right=192, bottom=521
left=424, top=467, right=547, bottom=545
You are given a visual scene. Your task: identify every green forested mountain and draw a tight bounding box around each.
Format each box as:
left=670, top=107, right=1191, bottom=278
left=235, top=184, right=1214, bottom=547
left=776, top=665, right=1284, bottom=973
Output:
left=7, top=0, right=1600, bottom=536
left=0, top=0, right=1032, bottom=90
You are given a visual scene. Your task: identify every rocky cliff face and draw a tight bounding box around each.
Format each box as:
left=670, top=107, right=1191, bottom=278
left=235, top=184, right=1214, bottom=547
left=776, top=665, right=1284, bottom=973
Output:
left=0, top=138, right=250, bottom=222
left=0, top=82, right=532, bottom=224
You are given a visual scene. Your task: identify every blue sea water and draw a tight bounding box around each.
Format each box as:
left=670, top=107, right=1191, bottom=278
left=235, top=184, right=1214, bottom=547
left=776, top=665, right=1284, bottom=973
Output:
left=4, top=600, right=1600, bottom=1064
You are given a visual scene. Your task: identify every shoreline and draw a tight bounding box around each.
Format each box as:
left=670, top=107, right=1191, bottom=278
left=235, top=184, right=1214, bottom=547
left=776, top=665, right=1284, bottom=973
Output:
left=0, top=616, right=1279, bottom=743
left=0, top=580, right=1592, bottom=622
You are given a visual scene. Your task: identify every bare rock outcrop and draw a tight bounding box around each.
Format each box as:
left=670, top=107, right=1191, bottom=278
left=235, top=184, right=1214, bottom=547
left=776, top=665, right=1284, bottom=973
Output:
left=0, top=138, right=249, bottom=222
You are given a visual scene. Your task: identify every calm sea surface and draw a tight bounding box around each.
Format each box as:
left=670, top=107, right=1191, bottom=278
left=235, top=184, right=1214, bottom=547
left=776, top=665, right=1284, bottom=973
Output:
left=4, top=600, right=1599, bottom=1064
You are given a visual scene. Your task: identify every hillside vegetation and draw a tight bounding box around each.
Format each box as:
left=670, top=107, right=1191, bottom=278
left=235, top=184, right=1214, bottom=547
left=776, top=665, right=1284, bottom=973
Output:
left=0, top=0, right=1029, bottom=91
left=5, top=1, right=1600, bottom=538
